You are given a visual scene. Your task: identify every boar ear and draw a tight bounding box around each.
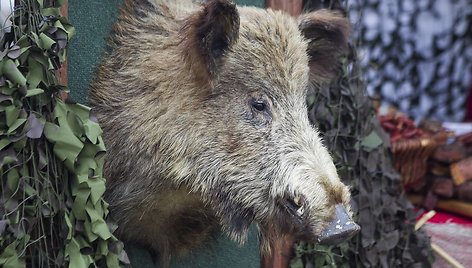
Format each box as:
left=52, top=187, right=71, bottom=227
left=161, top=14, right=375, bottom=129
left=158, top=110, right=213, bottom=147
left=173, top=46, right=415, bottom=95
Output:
left=298, top=10, right=350, bottom=83
left=181, top=0, right=240, bottom=84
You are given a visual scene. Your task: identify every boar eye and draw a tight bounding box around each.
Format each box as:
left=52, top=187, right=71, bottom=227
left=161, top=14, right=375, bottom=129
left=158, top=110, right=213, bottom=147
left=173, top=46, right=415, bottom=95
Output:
left=251, top=100, right=266, bottom=112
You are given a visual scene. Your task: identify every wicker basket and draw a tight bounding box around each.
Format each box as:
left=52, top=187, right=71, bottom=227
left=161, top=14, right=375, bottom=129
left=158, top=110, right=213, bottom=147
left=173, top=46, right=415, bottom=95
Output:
left=391, top=132, right=449, bottom=189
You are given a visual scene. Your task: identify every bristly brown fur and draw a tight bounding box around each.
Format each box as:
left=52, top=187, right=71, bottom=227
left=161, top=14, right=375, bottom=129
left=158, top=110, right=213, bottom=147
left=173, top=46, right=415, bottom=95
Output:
left=180, top=0, right=240, bottom=85
left=89, top=0, right=352, bottom=265
left=298, top=10, right=351, bottom=82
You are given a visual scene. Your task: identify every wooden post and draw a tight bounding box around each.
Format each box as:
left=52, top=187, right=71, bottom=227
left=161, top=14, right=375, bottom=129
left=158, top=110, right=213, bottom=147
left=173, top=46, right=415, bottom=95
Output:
left=261, top=236, right=295, bottom=268
left=266, top=0, right=303, bottom=16
left=58, top=1, right=68, bottom=87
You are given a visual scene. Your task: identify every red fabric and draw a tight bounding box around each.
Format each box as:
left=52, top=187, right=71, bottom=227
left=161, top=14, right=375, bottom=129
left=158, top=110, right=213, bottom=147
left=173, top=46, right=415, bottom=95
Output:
left=418, top=210, right=472, bottom=226
left=425, top=223, right=472, bottom=268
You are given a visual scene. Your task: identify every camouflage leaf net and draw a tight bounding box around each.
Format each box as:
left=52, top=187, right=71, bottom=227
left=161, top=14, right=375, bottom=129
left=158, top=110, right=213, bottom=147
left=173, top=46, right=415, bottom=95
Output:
left=290, top=0, right=433, bottom=267
left=0, top=1, right=127, bottom=267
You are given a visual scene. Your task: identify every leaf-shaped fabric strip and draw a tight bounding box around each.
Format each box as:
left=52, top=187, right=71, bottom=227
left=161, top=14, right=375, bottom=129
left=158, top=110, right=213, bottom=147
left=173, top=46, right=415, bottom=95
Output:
left=31, top=52, right=49, bottom=69
left=0, top=94, right=13, bottom=104
left=64, top=214, right=73, bottom=240
left=361, top=130, right=383, bottom=152
left=0, top=139, right=11, bottom=150
left=0, top=241, right=26, bottom=267
left=40, top=7, right=60, bottom=17
left=68, top=103, right=90, bottom=121
left=25, top=113, right=45, bottom=139
left=85, top=203, right=112, bottom=240
left=54, top=30, right=68, bottom=49
left=0, top=148, right=18, bottom=166
left=1, top=59, right=27, bottom=86
left=377, top=230, right=399, bottom=251
left=65, top=238, right=91, bottom=268
left=84, top=121, right=102, bottom=145
left=66, top=109, right=84, bottom=137
left=106, top=253, right=121, bottom=268
left=69, top=104, right=103, bottom=144
left=43, top=122, right=83, bottom=170
left=87, top=178, right=106, bottom=206
left=71, top=187, right=90, bottom=220
left=83, top=219, right=99, bottom=242
left=0, top=220, right=7, bottom=234
left=57, top=17, right=76, bottom=37
left=26, top=58, right=45, bottom=89
left=7, top=118, right=27, bottom=134
left=0, top=3, right=125, bottom=266
left=56, top=0, right=67, bottom=7
left=7, top=45, right=21, bottom=60
left=76, top=143, right=102, bottom=184
left=39, top=33, right=56, bottom=50
left=6, top=168, right=20, bottom=192
left=4, top=105, right=20, bottom=127
left=25, top=88, right=44, bottom=97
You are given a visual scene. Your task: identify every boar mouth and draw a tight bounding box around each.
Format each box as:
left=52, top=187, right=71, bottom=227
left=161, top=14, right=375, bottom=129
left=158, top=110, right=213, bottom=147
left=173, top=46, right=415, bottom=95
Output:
left=274, top=194, right=320, bottom=242
left=277, top=197, right=360, bottom=244
left=280, top=194, right=307, bottom=224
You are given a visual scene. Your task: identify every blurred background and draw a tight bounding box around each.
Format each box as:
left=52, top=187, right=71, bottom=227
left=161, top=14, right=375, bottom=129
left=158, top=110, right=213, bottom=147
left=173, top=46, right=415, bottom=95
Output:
left=347, top=0, right=472, bottom=123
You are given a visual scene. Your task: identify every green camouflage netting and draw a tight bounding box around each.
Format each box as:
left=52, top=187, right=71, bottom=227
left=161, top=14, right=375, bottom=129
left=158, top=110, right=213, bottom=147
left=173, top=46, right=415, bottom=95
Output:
left=290, top=1, right=433, bottom=267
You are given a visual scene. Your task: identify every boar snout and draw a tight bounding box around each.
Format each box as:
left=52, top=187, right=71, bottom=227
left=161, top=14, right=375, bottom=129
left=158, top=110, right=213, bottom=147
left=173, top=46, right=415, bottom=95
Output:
left=317, top=204, right=360, bottom=245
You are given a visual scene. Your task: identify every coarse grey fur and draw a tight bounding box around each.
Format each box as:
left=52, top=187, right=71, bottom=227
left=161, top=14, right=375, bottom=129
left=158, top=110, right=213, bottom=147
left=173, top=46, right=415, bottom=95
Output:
left=88, top=0, right=352, bottom=264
